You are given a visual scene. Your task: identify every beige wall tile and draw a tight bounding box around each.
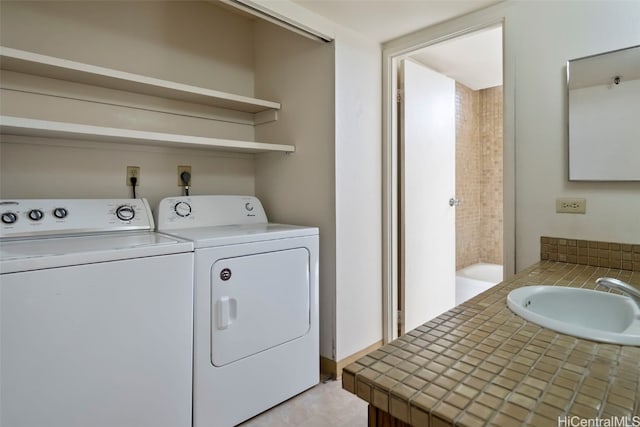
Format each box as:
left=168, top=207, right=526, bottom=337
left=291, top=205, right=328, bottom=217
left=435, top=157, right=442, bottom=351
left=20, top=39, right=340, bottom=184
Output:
left=455, top=83, right=503, bottom=270
left=541, top=236, right=640, bottom=271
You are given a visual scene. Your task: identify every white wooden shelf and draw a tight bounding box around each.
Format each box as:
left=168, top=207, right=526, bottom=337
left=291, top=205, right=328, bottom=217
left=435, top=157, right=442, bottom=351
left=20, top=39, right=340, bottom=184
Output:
left=0, top=46, right=281, bottom=114
left=0, top=116, right=295, bottom=154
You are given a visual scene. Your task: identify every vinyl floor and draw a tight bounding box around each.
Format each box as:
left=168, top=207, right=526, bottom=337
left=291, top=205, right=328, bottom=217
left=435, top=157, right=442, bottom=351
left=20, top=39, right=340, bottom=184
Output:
left=239, top=378, right=368, bottom=427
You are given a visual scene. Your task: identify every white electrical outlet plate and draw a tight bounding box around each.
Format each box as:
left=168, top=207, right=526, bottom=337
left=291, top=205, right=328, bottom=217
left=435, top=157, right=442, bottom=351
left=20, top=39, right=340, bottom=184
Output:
left=126, top=166, right=140, bottom=186
left=556, top=198, right=586, bottom=214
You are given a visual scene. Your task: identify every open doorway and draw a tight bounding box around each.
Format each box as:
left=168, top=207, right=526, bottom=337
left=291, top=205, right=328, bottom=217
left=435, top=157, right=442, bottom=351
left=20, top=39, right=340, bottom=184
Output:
left=394, top=24, right=506, bottom=337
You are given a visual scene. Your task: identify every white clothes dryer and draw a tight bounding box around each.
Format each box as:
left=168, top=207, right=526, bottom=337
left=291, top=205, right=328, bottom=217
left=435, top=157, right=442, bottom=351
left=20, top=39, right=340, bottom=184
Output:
left=156, top=195, right=319, bottom=427
left=0, top=199, right=194, bottom=427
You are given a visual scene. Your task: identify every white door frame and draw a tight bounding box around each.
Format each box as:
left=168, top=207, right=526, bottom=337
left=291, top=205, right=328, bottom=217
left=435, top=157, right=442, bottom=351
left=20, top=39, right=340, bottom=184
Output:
left=381, top=4, right=515, bottom=343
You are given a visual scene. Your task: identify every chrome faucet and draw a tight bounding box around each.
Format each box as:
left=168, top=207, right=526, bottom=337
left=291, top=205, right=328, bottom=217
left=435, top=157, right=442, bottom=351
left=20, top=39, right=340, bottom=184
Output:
left=596, top=277, right=640, bottom=308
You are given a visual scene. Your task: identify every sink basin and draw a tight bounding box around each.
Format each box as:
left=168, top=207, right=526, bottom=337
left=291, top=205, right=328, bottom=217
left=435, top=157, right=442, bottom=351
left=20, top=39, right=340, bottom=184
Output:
left=507, top=286, right=640, bottom=345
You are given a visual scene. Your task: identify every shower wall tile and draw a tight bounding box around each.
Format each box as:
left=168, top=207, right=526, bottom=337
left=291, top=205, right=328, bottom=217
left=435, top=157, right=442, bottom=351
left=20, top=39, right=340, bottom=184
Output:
left=455, top=83, right=503, bottom=270
left=455, top=83, right=482, bottom=269
left=480, top=86, right=503, bottom=265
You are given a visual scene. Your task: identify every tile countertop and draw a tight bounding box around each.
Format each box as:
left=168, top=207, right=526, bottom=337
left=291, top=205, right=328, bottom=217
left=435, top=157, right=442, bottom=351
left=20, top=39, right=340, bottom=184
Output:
left=342, top=261, right=640, bottom=426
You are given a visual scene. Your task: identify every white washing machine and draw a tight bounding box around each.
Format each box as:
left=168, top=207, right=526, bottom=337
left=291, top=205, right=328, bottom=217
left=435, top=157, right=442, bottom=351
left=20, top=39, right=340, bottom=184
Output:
left=156, top=195, right=319, bottom=427
left=0, top=199, right=194, bottom=427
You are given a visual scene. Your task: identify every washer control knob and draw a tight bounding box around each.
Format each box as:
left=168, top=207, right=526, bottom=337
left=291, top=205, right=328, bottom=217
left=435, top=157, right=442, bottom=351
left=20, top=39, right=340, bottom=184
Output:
left=1, top=212, right=18, bottom=224
left=53, top=208, right=68, bottom=219
left=116, top=205, right=135, bottom=221
left=28, top=209, right=44, bottom=221
left=174, top=201, right=192, bottom=218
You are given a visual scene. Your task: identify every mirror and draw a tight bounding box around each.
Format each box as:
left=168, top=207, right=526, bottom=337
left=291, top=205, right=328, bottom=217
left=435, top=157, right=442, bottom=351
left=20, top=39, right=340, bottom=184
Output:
left=567, top=45, right=640, bottom=181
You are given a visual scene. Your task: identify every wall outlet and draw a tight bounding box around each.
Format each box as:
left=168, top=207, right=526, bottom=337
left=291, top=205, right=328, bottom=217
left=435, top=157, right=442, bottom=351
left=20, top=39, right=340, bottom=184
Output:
left=556, top=197, right=586, bottom=214
left=177, top=165, right=192, bottom=186
left=126, top=166, right=140, bottom=186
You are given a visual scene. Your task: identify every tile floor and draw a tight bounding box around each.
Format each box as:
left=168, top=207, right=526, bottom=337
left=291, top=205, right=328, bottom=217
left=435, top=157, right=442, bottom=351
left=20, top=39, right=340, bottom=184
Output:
left=239, top=378, right=368, bottom=427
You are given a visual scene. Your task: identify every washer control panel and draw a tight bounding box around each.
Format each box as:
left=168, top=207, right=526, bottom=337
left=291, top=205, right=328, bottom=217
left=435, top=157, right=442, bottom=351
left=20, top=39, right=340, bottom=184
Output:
left=156, top=195, right=268, bottom=230
left=0, top=199, right=155, bottom=238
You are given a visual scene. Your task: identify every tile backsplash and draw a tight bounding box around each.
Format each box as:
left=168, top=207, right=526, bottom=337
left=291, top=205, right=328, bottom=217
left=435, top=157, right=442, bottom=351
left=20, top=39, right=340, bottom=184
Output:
left=541, top=236, right=640, bottom=271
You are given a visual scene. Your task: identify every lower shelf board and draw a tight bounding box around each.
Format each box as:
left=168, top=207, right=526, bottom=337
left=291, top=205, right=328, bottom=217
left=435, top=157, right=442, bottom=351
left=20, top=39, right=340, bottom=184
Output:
left=0, top=116, right=295, bottom=154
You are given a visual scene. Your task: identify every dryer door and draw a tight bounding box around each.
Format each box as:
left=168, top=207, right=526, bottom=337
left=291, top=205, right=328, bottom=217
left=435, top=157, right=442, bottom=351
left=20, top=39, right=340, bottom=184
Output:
left=211, top=248, right=310, bottom=366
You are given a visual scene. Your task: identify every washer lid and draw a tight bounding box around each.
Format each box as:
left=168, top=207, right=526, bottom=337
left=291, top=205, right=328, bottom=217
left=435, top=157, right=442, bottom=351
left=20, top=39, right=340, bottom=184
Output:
left=0, top=231, right=193, bottom=274
left=162, top=223, right=319, bottom=248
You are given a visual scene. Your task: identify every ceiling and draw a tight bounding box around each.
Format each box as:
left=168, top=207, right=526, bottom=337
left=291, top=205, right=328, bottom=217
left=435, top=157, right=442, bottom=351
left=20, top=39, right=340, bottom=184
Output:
left=409, top=25, right=502, bottom=90
left=292, top=0, right=503, bottom=89
left=291, top=0, right=502, bottom=44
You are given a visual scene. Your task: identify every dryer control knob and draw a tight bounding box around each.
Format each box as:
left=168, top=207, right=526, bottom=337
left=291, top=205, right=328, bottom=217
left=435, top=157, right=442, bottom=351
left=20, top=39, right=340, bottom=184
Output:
left=1, top=212, right=18, bottom=224
left=174, top=201, right=192, bottom=218
left=28, top=209, right=44, bottom=221
left=115, top=205, right=135, bottom=221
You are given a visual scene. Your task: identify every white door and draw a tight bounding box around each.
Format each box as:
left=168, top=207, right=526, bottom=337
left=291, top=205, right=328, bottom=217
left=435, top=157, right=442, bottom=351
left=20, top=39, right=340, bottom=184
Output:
left=400, top=59, right=456, bottom=334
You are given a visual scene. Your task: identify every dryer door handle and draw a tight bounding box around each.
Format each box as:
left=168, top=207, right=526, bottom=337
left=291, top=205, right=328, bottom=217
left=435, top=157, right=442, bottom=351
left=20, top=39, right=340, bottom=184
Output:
left=216, top=296, right=237, bottom=330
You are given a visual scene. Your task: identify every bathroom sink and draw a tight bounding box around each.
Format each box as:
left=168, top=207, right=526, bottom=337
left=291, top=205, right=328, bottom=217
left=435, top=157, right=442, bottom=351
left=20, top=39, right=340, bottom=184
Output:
left=507, top=286, right=640, bottom=345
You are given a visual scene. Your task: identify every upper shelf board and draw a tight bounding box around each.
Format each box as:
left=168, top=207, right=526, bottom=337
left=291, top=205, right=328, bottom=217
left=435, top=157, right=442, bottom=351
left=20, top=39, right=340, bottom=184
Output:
left=0, top=116, right=295, bottom=154
left=0, top=46, right=281, bottom=114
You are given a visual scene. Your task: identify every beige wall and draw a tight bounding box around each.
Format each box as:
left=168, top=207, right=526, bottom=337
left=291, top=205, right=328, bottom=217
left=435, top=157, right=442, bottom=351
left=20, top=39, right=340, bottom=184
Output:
left=0, top=1, right=256, bottom=95
left=0, top=1, right=266, bottom=208
left=252, top=21, right=336, bottom=359
left=455, top=83, right=503, bottom=270
left=510, top=1, right=640, bottom=269
left=385, top=0, right=640, bottom=276
left=252, top=0, right=383, bottom=362
left=1, top=0, right=384, bottom=363
left=0, top=138, right=255, bottom=208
